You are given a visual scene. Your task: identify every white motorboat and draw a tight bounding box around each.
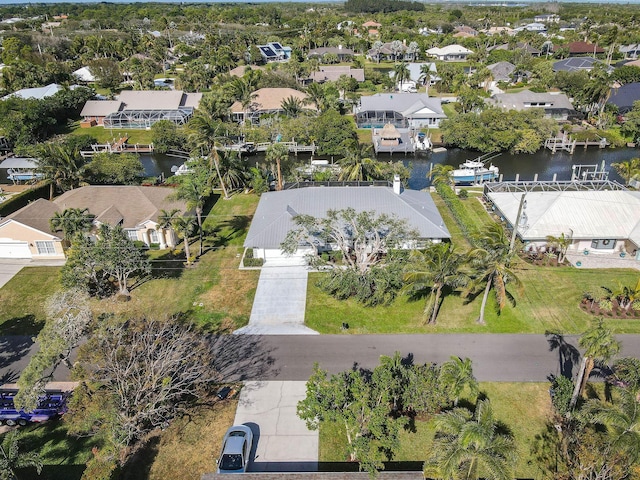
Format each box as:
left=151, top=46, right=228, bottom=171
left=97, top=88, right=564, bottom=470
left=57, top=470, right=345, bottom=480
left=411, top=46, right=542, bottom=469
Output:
left=451, top=153, right=500, bottom=184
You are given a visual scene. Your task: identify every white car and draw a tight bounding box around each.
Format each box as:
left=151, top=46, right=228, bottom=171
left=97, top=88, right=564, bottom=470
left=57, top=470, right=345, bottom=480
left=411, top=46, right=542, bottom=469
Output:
left=216, top=425, right=253, bottom=474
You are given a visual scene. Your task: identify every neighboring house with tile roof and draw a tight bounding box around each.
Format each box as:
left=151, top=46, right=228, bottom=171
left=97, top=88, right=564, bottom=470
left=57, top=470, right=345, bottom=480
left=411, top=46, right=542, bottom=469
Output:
left=355, top=93, right=446, bottom=128
left=230, top=88, right=315, bottom=124
left=80, top=90, right=202, bottom=128
left=244, top=180, right=450, bottom=266
left=555, top=41, right=605, bottom=56
left=0, top=186, right=188, bottom=259
left=487, top=90, right=575, bottom=120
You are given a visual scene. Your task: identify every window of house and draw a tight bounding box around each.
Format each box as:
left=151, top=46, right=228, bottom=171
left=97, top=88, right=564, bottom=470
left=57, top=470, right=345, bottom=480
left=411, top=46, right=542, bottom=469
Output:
left=35, top=241, right=56, bottom=255
left=591, top=239, right=616, bottom=250
left=149, top=229, right=159, bottom=243
left=125, top=230, right=138, bottom=241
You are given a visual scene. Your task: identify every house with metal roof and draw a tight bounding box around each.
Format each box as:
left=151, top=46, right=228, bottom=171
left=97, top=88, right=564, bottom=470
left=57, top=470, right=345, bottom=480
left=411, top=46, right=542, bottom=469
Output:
left=0, top=186, right=189, bottom=259
left=487, top=90, right=575, bottom=120
left=355, top=93, right=446, bottom=128
left=425, top=45, right=473, bottom=61
left=2, top=83, right=63, bottom=101
left=73, top=66, right=96, bottom=83
left=244, top=179, right=450, bottom=266
left=552, top=57, right=612, bottom=73
left=484, top=181, right=640, bottom=260
left=80, top=90, right=202, bottom=129
left=230, top=88, right=315, bottom=125
left=607, top=82, right=640, bottom=113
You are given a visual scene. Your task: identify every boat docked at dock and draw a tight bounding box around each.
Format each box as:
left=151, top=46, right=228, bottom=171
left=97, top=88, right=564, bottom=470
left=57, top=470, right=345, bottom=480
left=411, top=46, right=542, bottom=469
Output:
left=451, top=153, right=500, bottom=184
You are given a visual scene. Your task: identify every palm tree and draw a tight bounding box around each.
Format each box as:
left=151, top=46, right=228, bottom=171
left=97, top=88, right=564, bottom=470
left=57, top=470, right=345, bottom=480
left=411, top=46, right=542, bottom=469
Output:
left=265, top=143, right=289, bottom=191
left=34, top=141, right=85, bottom=200
left=439, top=356, right=479, bottom=407
left=0, top=431, right=43, bottom=480
left=281, top=95, right=305, bottom=118
left=403, top=243, right=467, bottom=324
left=372, top=40, right=383, bottom=63
left=170, top=214, right=196, bottom=266
left=407, top=41, right=419, bottom=61
left=173, top=162, right=212, bottom=256
left=569, top=318, right=621, bottom=410
left=49, top=208, right=95, bottom=246
left=465, top=223, right=523, bottom=325
left=428, top=164, right=454, bottom=187
left=545, top=232, right=572, bottom=263
left=305, top=82, right=325, bottom=111
left=419, top=64, right=434, bottom=95
left=611, top=157, right=640, bottom=185
left=186, top=111, right=230, bottom=199
left=229, top=77, right=257, bottom=125
left=390, top=40, right=404, bottom=62
left=338, top=144, right=383, bottom=181
left=393, top=62, right=410, bottom=91
left=426, top=399, right=516, bottom=480
left=582, top=387, right=640, bottom=463
left=156, top=208, right=180, bottom=249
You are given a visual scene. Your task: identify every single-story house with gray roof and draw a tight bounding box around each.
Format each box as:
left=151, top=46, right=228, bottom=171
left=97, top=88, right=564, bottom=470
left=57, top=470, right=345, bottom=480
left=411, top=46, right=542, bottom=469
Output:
left=552, top=57, right=612, bottom=73
left=307, top=66, right=365, bottom=84
left=607, top=82, right=640, bottom=114
left=244, top=179, right=450, bottom=266
left=0, top=186, right=188, bottom=259
left=487, top=90, right=575, bottom=120
left=307, top=46, right=355, bottom=62
left=355, top=93, right=446, bottom=128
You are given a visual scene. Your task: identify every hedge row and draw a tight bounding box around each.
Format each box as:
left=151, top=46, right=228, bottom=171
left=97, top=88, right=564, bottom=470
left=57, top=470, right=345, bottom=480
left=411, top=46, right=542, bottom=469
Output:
left=435, top=182, right=479, bottom=244
left=0, top=182, right=50, bottom=217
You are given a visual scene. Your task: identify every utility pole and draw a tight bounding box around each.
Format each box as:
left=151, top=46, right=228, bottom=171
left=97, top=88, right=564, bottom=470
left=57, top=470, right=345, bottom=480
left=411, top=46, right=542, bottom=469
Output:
left=509, top=193, right=527, bottom=254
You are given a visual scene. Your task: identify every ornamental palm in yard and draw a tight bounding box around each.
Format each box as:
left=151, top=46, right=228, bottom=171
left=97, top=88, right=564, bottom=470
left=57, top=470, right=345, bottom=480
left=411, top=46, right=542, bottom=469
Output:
left=403, top=242, right=467, bottom=325
left=611, top=157, right=640, bottom=185
left=439, top=356, right=479, bottom=407
left=49, top=207, right=95, bottom=246
left=465, top=223, right=523, bottom=325
left=0, top=431, right=43, bottom=480
left=426, top=399, right=516, bottom=480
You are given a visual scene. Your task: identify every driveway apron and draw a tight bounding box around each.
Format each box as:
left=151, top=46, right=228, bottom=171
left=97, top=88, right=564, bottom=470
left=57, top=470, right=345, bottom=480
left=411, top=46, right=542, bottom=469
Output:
left=234, top=266, right=318, bottom=335
left=234, top=381, right=318, bottom=472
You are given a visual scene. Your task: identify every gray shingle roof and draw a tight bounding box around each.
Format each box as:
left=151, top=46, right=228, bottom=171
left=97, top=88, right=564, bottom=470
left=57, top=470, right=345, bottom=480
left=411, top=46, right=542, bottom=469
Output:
left=4, top=198, right=61, bottom=237
left=552, top=57, right=611, bottom=72
left=358, top=93, right=446, bottom=119
left=244, top=186, right=450, bottom=249
left=489, top=90, right=574, bottom=111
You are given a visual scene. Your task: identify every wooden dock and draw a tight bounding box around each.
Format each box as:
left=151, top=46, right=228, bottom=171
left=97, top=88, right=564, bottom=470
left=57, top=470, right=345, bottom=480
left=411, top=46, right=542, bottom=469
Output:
left=544, top=133, right=609, bottom=154
left=372, top=128, right=416, bottom=155
left=253, top=141, right=317, bottom=155
left=80, top=137, right=155, bottom=158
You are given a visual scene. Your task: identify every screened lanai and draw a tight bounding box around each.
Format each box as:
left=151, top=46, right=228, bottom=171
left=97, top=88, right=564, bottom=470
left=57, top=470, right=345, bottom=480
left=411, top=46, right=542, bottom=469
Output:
left=103, top=107, right=194, bottom=129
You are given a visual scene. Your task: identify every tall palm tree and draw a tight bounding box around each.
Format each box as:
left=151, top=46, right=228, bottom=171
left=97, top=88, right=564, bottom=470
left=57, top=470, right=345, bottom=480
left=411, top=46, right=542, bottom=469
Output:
left=281, top=95, right=305, bottom=118
left=338, top=143, right=383, bottom=181
left=0, top=431, right=43, bottom=480
left=265, top=143, right=289, bottom=191
left=170, top=214, right=196, bottom=266
left=229, top=77, right=257, bottom=125
left=611, top=157, right=640, bottom=185
left=173, top=163, right=212, bottom=256
left=372, top=40, right=383, bottom=64
left=305, top=82, right=325, bottom=112
left=426, top=399, right=516, bottom=480
left=186, top=111, right=230, bottom=199
left=439, top=356, right=479, bottom=407
left=49, top=208, right=95, bottom=246
left=34, top=141, right=85, bottom=200
left=465, top=223, right=523, bottom=325
left=570, top=318, right=621, bottom=410
left=428, top=164, right=454, bottom=187
left=156, top=208, right=180, bottom=249
left=393, top=62, right=410, bottom=91
left=419, top=64, right=434, bottom=95
left=403, top=243, right=467, bottom=324
left=582, top=387, right=640, bottom=464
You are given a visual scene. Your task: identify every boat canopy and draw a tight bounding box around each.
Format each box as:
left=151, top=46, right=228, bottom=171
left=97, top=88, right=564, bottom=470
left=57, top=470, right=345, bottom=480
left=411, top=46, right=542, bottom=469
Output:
left=0, top=157, right=38, bottom=169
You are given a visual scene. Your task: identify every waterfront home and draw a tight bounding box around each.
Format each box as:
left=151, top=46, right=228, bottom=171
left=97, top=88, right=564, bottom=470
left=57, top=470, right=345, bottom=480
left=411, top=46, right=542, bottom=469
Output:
left=607, top=82, right=640, bottom=114
left=244, top=178, right=450, bottom=266
left=230, top=88, right=315, bottom=125
left=425, top=45, right=473, bottom=62
left=487, top=90, right=574, bottom=120
left=355, top=93, right=446, bottom=128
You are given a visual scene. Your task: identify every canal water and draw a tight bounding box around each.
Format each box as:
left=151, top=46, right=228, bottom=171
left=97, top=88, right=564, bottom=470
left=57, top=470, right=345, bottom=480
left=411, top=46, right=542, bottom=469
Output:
left=140, top=146, right=636, bottom=190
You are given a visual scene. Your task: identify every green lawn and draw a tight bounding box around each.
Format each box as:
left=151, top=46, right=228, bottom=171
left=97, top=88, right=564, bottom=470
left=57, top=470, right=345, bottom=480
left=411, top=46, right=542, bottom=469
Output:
left=69, top=122, right=155, bottom=144
left=0, top=267, right=61, bottom=335
left=0, top=194, right=260, bottom=334
left=319, top=382, right=550, bottom=479
left=306, top=266, right=640, bottom=334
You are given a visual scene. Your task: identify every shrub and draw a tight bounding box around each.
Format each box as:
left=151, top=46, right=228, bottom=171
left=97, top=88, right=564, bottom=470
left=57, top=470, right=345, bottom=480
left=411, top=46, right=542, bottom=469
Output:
left=549, top=374, right=574, bottom=416
left=632, top=299, right=640, bottom=312
left=436, top=182, right=479, bottom=241
left=244, top=248, right=254, bottom=259
left=599, top=298, right=613, bottom=312
left=457, top=189, right=469, bottom=199
left=243, top=258, right=264, bottom=267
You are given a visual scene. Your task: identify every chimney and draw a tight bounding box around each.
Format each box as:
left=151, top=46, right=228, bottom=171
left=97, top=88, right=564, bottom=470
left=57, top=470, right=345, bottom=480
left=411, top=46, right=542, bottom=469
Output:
left=393, top=174, right=402, bottom=195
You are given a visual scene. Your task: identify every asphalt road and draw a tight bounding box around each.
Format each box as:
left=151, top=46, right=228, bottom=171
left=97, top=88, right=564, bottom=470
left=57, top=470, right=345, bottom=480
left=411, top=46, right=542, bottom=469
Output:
left=3, top=334, right=640, bottom=386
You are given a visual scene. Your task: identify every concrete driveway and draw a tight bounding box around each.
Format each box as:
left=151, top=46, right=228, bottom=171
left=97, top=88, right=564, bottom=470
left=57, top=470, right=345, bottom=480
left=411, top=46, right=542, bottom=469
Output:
left=234, top=381, right=318, bottom=472
left=235, top=266, right=318, bottom=335
left=0, top=260, right=29, bottom=289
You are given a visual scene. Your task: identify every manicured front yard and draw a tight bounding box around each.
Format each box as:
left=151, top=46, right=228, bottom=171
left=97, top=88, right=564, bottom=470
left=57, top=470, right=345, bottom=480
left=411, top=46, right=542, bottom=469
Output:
left=305, top=267, right=640, bottom=334
left=319, top=382, right=551, bottom=479
left=69, top=122, right=155, bottom=145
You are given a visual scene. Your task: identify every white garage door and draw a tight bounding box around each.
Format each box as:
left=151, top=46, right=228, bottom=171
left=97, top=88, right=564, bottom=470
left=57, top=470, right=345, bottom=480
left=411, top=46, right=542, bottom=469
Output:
left=0, top=242, right=32, bottom=258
